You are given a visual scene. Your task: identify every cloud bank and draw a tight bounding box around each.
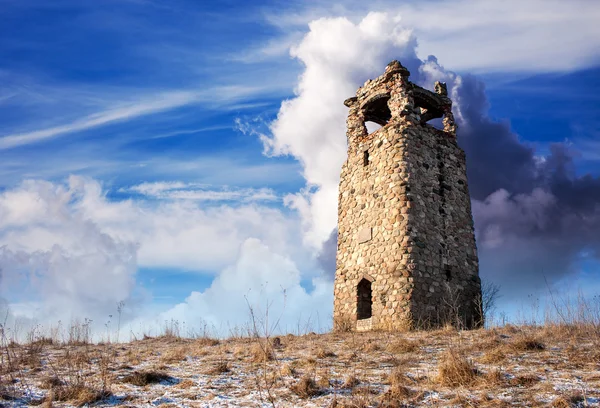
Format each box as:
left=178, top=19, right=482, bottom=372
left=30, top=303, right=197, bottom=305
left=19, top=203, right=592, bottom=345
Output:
left=0, top=176, right=329, bottom=338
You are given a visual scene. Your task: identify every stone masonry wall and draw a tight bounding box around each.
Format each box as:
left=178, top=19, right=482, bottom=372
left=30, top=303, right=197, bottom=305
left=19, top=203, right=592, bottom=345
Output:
left=333, top=61, right=482, bottom=331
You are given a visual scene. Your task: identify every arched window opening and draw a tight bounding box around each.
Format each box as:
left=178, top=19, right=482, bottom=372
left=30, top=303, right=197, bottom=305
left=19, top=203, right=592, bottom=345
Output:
left=357, top=278, right=372, bottom=320
left=362, top=94, right=391, bottom=127
left=413, top=87, right=445, bottom=129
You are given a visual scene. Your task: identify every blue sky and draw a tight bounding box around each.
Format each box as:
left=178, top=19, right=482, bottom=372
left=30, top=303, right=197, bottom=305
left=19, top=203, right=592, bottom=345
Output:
left=1, top=0, right=599, bottom=337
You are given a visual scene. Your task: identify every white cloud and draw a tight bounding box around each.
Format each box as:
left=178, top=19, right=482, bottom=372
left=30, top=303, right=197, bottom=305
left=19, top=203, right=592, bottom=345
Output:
left=123, top=182, right=278, bottom=202
left=401, top=0, right=600, bottom=72
left=0, top=176, right=323, bottom=337
left=2, top=176, right=302, bottom=273
left=0, top=180, right=138, bottom=326
left=149, top=238, right=333, bottom=335
left=125, top=181, right=192, bottom=196
left=259, top=0, right=600, bottom=72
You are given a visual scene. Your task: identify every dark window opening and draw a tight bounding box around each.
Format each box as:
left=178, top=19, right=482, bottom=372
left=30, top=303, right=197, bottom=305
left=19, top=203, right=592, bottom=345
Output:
left=362, top=94, right=391, bottom=127
left=445, top=269, right=452, bottom=282
left=357, top=278, right=372, bottom=320
left=413, top=87, right=445, bottom=128
left=363, top=150, right=369, bottom=166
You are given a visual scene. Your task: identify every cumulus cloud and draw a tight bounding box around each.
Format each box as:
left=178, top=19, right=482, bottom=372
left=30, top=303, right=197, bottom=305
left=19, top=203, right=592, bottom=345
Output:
left=150, top=238, right=333, bottom=335
left=66, top=177, right=300, bottom=273
left=0, top=176, right=323, bottom=337
left=0, top=179, right=138, bottom=327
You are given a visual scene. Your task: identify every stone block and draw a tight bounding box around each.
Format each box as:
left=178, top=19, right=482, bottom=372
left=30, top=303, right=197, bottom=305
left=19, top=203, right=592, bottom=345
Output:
left=358, top=227, right=372, bottom=243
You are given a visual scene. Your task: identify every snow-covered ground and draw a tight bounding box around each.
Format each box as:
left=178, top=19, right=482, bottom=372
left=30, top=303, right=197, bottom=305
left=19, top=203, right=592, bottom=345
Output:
left=1, top=325, right=599, bottom=407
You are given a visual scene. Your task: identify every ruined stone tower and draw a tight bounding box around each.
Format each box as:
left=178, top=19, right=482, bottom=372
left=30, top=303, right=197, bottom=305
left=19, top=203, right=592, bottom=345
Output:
left=333, top=61, right=482, bottom=331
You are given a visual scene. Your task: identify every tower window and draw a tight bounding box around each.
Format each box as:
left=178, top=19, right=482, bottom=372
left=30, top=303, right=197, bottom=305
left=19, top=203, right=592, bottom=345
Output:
left=362, top=94, right=391, bottom=126
left=363, top=150, right=369, bottom=166
left=357, top=278, right=372, bottom=320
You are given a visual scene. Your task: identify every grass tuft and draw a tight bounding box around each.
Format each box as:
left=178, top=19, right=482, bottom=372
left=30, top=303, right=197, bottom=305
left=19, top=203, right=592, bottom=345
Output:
left=387, top=338, right=419, bottom=354
left=206, top=361, right=230, bottom=375
left=436, top=349, right=477, bottom=387
left=121, top=370, right=173, bottom=386
left=290, top=375, right=321, bottom=399
left=52, top=385, right=111, bottom=407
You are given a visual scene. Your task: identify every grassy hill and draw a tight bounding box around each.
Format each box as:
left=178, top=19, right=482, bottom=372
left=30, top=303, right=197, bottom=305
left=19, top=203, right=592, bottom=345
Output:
left=1, top=322, right=599, bottom=407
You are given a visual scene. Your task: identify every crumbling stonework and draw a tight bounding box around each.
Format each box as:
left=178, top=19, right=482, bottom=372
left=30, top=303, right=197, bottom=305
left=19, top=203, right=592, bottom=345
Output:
left=333, top=61, right=482, bottom=331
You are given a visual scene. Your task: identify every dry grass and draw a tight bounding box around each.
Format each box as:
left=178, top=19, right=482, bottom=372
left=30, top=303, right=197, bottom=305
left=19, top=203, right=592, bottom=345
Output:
left=436, top=348, right=477, bottom=387
left=205, top=361, right=230, bottom=375
left=511, top=335, right=545, bottom=351
left=509, top=373, right=540, bottom=387
left=195, top=337, right=220, bottom=347
left=362, top=341, right=380, bottom=352
left=1, top=323, right=599, bottom=406
left=316, top=369, right=331, bottom=389
left=290, top=375, right=321, bottom=399
left=249, top=342, right=274, bottom=363
left=121, top=370, right=172, bottom=386
left=386, top=338, right=419, bottom=354
left=551, top=392, right=585, bottom=408
left=51, top=384, right=111, bottom=406
left=39, top=376, right=63, bottom=390
left=343, top=374, right=360, bottom=389
left=280, top=362, right=297, bottom=377
left=480, top=368, right=505, bottom=387
left=173, top=379, right=195, bottom=389
left=380, top=368, right=413, bottom=404
left=315, top=347, right=336, bottom=359
left=160, top=346, right=189, bottom=363
left=479, top=346, right=507, bottom=364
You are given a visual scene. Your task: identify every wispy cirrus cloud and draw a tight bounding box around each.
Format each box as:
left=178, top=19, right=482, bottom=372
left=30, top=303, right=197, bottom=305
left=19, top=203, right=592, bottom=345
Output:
left=0, top=83, right=273, bottom=151
left=122, top=181, right=279, bottom=202
left=0, top=91, right=198, bottom=150
left=149, top=125, right=232, bottom=140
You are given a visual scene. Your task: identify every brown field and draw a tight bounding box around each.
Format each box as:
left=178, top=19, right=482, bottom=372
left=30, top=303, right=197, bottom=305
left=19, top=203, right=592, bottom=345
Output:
left=1, top=323, right=599, bottom=407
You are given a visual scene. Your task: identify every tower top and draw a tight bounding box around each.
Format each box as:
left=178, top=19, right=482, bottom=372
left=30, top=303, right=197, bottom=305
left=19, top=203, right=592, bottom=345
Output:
left=343, top=60, right=457, bottom=149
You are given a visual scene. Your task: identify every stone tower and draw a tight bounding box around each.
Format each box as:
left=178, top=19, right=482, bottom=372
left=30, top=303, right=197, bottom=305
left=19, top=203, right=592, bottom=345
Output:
left=333, top=61, right=482, bottom=331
